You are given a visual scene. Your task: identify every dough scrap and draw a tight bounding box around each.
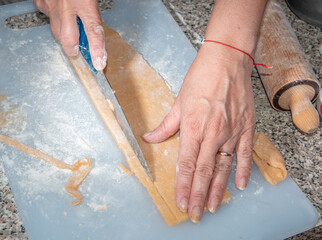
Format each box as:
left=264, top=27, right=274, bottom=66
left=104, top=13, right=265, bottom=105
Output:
left=120, top=163, right=133, bottom=175
left=253, top=132, right=287, bottom=185
left=0, top=134, right=92, bottom=205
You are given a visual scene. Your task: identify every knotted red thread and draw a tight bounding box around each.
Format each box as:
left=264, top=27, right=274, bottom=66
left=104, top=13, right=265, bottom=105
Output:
left=201, top=39, right=271, bottom=68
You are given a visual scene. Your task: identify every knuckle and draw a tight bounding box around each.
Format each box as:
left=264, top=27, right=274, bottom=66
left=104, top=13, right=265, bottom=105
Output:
left=85, top=23, right=104, bottom=38
left=210, top=183, right=226, bottom=195
left=238, top=165, right=252, bottom=175
left=178, top=159, right=196, bottom=177
left=184, top=116, right=201, bottom=134
left=208, top=116, right=229, bottom=136
left=190, top=190, right=206, bottom=202
left=60, top=34, right=77, bottom=48
left=238, top=142, right=253, bottom=158
left=195, top=163, right=214, bottom=179
left=176, top=184, right=191, bottom=196
left=215, top=161, right=232, bottom=173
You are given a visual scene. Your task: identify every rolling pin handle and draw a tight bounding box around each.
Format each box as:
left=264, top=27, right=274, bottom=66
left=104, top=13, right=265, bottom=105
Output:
left=289, top=93, right=319, bottom=134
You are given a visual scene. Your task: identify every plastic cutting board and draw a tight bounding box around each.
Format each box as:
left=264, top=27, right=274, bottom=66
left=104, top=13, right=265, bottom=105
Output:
left=0, top=1, right=319, bottom=239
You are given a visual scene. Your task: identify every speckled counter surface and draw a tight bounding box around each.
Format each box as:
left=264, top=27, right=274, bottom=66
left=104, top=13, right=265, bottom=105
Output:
left=0, top=0, right=321, bottom=239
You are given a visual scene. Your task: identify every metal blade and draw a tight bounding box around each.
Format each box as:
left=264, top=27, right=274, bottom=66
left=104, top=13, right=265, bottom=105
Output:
left=77, top=18, right=153, bottom=181
left=96, top=71, right=153, bottom=180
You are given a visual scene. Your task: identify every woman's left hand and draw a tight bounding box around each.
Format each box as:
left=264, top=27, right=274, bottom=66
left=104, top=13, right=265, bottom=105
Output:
left=143, top=41, right=256, bottom=223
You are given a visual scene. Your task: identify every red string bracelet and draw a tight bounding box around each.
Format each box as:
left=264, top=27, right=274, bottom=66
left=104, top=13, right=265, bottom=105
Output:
left=201, top=38, right=271, bottom=68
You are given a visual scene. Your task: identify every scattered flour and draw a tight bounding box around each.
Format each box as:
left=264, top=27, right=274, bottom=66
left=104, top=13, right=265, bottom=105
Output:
left=254, top=186, right=264, bottom=196
left=88, top=203, right=108, bottom=212
left=0, top=38, right=129, bottom=212
left=0, top=96, right=27, bottom=135
left=8, top=40, right=29, bottom=51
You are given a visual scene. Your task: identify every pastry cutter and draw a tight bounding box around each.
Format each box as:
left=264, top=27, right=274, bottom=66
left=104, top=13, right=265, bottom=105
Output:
left=76, top=18, right=153, bottom=180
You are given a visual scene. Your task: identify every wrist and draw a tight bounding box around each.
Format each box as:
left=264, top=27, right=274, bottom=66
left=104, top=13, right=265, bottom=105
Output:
left=198, top=42, right=254, bottom=72
left=201, top=39, right=270, bottom=69
left=204, top=30, right=258, bottom=57
left=204, top=0, right=268, bottom=55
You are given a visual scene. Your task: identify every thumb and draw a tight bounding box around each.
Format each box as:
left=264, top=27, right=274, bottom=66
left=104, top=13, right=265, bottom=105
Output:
left=78, top=5, right=106, bottom=70
left=142, top=104, right=180, bottom=143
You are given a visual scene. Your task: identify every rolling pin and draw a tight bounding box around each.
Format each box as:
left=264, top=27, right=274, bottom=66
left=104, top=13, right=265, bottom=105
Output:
left=255, top=0, right=320, bottom=134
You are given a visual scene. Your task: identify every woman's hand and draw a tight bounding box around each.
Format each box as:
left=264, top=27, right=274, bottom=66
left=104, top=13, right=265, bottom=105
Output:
left=144, top=0, right=267, bottom=224
left=143, top=43, right=256, bottom=223
left=34, top=0, right=106, bottom=70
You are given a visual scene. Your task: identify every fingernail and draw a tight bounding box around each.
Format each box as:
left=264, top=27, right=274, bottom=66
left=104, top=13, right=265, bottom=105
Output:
left=142, top=131, right=153, bottom=139
left=93, top=57, right=106, bottom=70
left=93, top=50, right=107, bottom=70
left=178, top=198, right=188, bottom=212
left=69, top=45, right=79, bottom=57
left=190, top=206, right=202, bottom=223
left=208, top=198, right=220, bottom=214
left=238, top=178, right=247, bottom=190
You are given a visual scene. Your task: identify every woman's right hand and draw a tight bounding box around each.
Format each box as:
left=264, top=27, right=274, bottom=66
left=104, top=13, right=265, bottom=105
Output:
left=34, top=0, right=107, bottom=70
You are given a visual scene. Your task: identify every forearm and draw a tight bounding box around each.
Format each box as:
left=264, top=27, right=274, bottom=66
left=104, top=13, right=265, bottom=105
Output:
left=205, top=0, right=268, bottom=55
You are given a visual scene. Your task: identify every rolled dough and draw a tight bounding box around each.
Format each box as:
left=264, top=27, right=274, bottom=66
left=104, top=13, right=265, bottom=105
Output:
left=102, top=25, right=231, bottom=224
left=68, top=25, right=230, bottom=225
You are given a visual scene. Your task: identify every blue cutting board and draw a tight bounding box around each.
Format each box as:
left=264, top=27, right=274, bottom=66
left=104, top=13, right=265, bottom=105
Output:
left=0, top=1, right=318, bottom=239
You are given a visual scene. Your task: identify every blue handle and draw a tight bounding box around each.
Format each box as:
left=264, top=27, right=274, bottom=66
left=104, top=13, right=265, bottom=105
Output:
left=77, top=17, right=97, bottom=73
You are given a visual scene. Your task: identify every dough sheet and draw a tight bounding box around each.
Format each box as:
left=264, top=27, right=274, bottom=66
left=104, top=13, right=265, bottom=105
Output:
left=68, top=24, right=230, bottom=225
left=102, top=25, right=230, bottom=225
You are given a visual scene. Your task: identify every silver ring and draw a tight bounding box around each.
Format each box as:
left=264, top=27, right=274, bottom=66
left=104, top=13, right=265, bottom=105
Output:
left=217, top=151, right=234, bottom=157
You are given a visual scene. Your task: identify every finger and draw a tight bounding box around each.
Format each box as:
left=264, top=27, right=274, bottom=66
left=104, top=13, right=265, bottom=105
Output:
left=142, top=103, right=180, bottom=143
left=49, top=11, right=61, bottom=41
left=187, top=139, right=217, bottom=223
left=175, top=119, right=202, bottom=214
left=60, top=9, right=79, bottom=56
left=79, top=7, right=106, bottom=70
left=207, top=140, right=235, bottom=214
left=34, top=0, right=50, bottom=16
left=235, top=128, right=254, bottom=190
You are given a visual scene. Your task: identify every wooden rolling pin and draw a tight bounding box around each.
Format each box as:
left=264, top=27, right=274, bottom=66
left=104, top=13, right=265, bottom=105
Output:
left=255, top=0, right=320, bottom=133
